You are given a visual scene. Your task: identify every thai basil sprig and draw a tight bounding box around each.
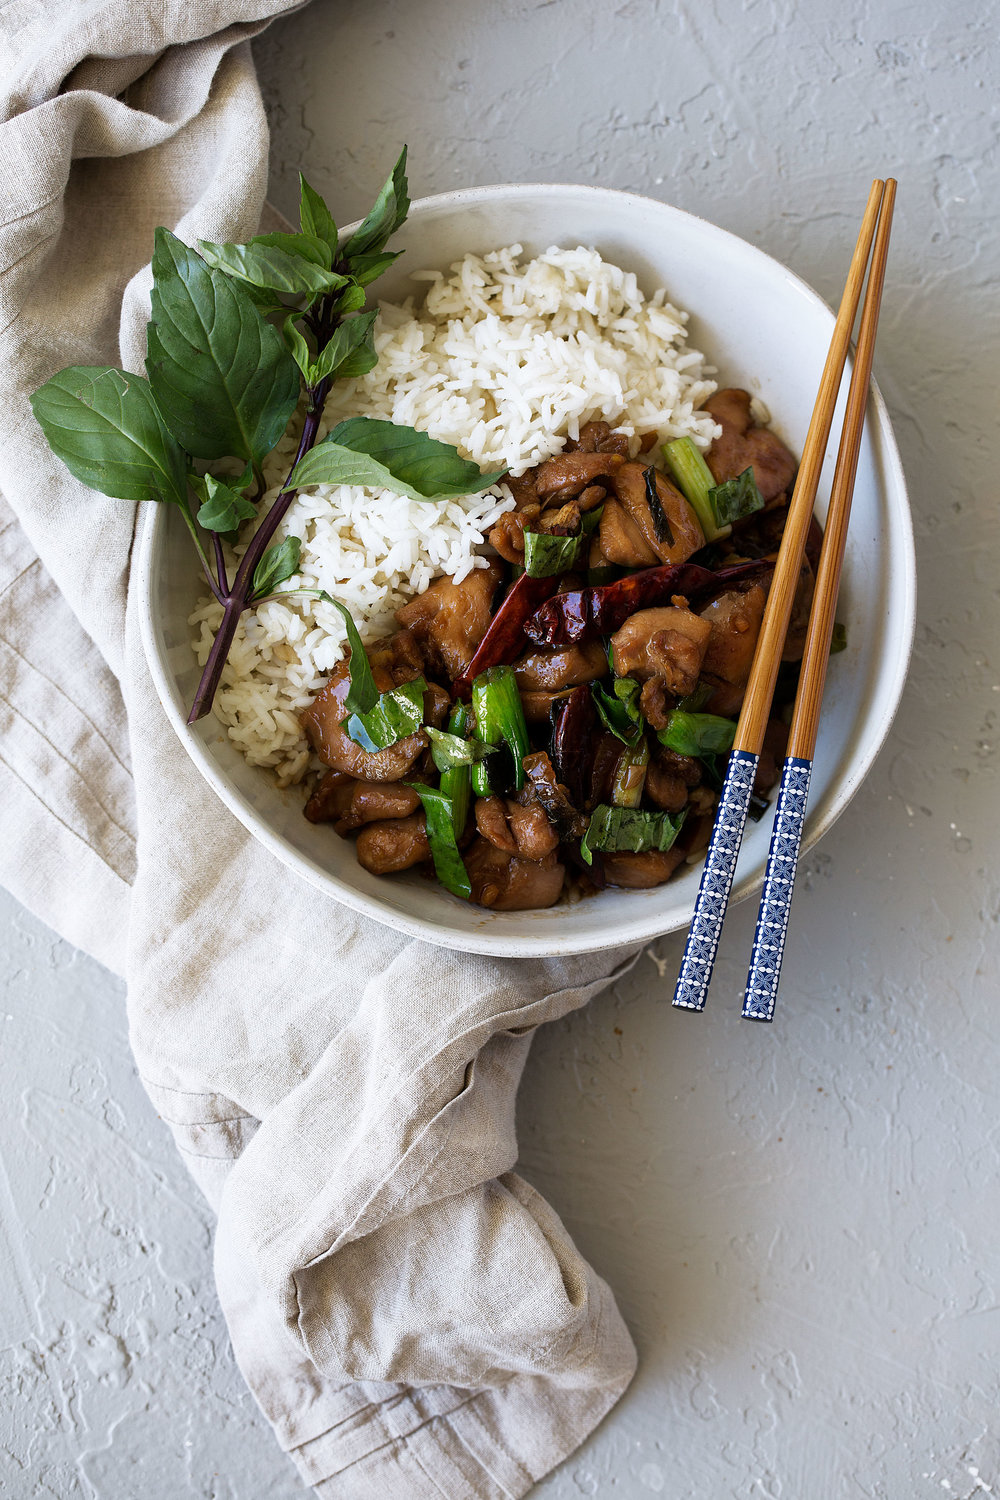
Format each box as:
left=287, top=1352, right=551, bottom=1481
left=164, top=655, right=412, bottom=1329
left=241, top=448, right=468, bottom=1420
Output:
left=29, top=149, right=506, bottom=723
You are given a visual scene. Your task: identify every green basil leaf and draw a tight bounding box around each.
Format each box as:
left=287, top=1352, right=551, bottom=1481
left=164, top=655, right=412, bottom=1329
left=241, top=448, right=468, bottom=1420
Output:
left=193, top=472, right=257, bottom=534
left=251, top=536, right=302, bottom=599
left=146, top=229, right=301, bottom=463
left=282, top=313, right=314, bottom=378
left=707, top=466, right=766, bottom=527
left=580, top=804, right=687, bottom=866
left=197, top=236, right=351, bottom=297
left=324, top=599, right=379, bottom=715
left=658, top=710, right=736, bottom=758
left=346, top=250, right=401, bottom=288
left=340, top=145, right=410, bottom=257
left=309, top=310, right=378, bottom=383
left=425, top=727, right=497, bottom=773
left=406, top=783, right=471, bottom=899
left=523, top=528, right=587, bottom=578
left=830, top=620, right=848, bottom=654
left=591, top=676, right=643, bottom=746
left=335, top=284, right=368, bottom=315
left=345, top=677, right=427, bottom=752
left=250, top=231, right=332, bottom=267
left=298, top=175, right=338, bottom=261
left=29, top=366, right=187, bottom=507
left=289, top=416, right=506, bottom=500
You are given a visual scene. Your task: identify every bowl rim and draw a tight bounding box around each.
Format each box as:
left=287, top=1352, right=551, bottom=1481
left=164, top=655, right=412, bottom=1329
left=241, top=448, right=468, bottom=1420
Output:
left=136, top=180, right=916, bottom=958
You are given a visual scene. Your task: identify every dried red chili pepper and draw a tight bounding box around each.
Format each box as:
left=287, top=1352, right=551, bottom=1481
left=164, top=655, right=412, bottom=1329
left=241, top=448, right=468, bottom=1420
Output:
left=523, top=558, right=774, bottom=647
left=550, top=684, right=597, bottom=808
left=454, top=571, right=560, bottom=697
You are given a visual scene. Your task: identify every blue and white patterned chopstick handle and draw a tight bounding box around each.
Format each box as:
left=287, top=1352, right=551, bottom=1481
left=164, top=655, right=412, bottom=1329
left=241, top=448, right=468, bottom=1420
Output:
left=742, top=756, right=813, bottom=1022
left=673, top=750, right=759, bottom=1012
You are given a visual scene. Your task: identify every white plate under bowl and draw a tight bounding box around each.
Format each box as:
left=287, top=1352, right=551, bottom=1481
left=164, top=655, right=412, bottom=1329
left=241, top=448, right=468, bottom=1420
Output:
left=137, top=183, right=914, bottom=958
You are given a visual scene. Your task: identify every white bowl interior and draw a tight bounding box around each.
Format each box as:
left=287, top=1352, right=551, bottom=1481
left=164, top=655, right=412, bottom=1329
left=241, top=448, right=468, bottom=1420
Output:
left=138, top=185, right=914, bottom=958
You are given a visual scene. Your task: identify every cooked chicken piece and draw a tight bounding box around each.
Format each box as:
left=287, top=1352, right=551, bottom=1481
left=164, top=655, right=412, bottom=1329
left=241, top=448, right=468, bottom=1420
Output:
left=644, top=759, right=690, bottom=813
left=475, top=796, right=559, bottom=861
left=514, top=639, right=608, bottom=693
left=488, top=510, right=529, bottom=564
left=568, top=420, right=612, bottom=452
left=305, top=771, right=422, bottom=830
left=505, top=470, right=540, bottom=510
left=601, top=848, right=686, bottom=888
left=356, top=814, right=431, bottom=874
left=755, top=718, right=789, bottom=796
left=537, top=500, right=581, bottom=535
left=465, top=839, right=565, bottom=909
left=535, top=451, right=625, bottom=500
left=301, top=661, right=428, bottom=782
left=365, top=627, right=425, bottom=683
left=598, top=496, right=659, bottom=567
left=522, top=750, right=588, bottom=839
left=610, top=606, right=712, bottom=695
left=698, top=583, right=767, bottom=716
left=704, top=388, right=797, bottom=503
left=781, top=557, right=814, bottom=662
left=395, top=558, right=503, bottom=681
left=519, top=688, right=573, bottom=724
left=657, top=748, right=703, bottom=787
left=639, top=676, right=672, bottom=731
left=610, top=462, right=705, bottom=566
left=576, top=484, right=607, bottom=513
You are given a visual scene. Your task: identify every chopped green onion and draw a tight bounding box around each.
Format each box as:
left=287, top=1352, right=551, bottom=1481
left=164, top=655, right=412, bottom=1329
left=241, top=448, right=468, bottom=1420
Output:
left=830, top=621, right=848, bottom=654
left=345, top=676, right=427, bottom=752
left=327, top=599, right=379, bottom=715
left=591, top=676, right=644, bottom=746
left=658, top=710, right=736, bottom=758
left=662, top=436, right=730, bottom=543
left=611, top=737, right=649, bottom=808
left=580, top=803, right=687, bottom=866
left=708, top=466, right=766, bottom=527
left=676, top=682, right=712, bottom=712
left=471, top=665, right=530, bottom=792
left=407, top=784, right=471, bottom=899
left=438, top=703, right=474, bottom=835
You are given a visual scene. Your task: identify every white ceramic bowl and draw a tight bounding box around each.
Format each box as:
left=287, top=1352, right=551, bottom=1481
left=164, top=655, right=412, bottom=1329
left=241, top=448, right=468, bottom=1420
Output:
left=138, top=184, right=914, bottom=958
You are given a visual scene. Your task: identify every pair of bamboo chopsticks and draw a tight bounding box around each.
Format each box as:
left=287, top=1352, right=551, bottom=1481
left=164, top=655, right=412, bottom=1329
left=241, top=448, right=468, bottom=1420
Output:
left=672, top=177, right=897, bottom=1022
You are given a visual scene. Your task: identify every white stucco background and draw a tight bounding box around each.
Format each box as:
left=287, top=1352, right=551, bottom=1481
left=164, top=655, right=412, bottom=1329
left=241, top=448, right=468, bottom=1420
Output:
left=3, top=2, right=999, bottom=1495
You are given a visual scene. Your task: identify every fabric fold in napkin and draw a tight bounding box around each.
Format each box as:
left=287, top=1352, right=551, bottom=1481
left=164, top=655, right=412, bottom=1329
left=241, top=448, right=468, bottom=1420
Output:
left=0, top=3, right=640, bottom=1494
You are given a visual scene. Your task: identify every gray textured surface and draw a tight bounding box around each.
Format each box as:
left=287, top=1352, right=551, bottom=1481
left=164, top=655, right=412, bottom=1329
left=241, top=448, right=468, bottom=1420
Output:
left=4, top=0, right=1000, bottom=1495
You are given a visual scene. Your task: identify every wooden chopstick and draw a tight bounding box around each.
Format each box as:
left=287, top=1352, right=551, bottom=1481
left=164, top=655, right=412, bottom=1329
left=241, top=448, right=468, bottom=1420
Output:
left=672, top=179, right=887, bottom=1014
left=742, top=178, right=897, bottom=1022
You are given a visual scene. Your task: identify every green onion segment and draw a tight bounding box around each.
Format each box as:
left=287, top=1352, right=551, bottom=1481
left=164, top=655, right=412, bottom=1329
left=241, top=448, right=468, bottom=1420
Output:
left=436, top=703, right=476, bottom=836
left=658, top=710, right=736, bottom=759
left=471, top=665, right=530, bottom=792
left=662, top=437, right=730, bottom=543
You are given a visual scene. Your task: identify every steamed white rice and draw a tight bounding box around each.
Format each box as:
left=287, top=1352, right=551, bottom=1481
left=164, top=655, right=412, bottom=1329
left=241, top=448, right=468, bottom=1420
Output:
left=190, top=244, right=720, bottom=783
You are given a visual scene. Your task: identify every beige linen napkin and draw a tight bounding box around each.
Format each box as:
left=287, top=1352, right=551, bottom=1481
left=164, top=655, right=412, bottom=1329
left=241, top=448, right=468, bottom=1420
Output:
left=0, top=5, right=640, bottom=1495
